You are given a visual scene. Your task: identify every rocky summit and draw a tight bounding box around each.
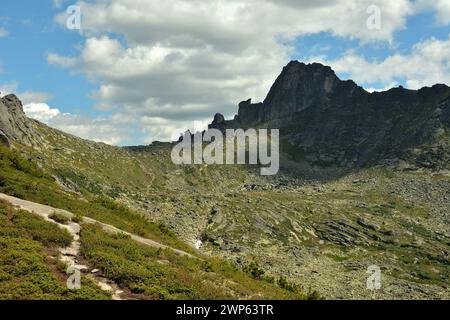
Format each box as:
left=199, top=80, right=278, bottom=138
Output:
left=0, top=93, right=41, bottom=148
left=211, top=61, right=450, bottom=168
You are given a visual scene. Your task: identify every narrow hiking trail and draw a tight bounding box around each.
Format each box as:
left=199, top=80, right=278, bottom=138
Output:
left=0, top=193, right=196, bottom=300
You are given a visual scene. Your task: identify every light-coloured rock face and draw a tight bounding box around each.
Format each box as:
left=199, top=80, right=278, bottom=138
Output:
left=0, top=94, right=41, bottom=146
left=0, top=130, right=9, bottom=147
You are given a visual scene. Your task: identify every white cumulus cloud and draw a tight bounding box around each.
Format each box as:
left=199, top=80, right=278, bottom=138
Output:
left=18, top=92, right=53, bottom=105
left=49, top=0, right=418, bottom=142
left=46, top=0, right=450, bottom=143
left=0, top=27, right=8, bottom=38
left=23, top=102, right=131, bottom=145
left=23, top=103, right=61, bottom=122
left=0, top=82, right=19, bottom=97
left=415, top=0, right=450, bottom=25
left=309, top=34, right=450, bottom=90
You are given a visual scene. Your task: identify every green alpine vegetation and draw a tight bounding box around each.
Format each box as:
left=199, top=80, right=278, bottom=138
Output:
left=80, top=223, right=317, bottom=300
left=0, top=144, right=193, bottom=253
left=0, top=199, right=111, bottom=300
left=0, top=144, right=316, bottom=300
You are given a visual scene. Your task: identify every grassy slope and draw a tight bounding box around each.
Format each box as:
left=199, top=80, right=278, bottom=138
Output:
left=81, top=223, right=313, bottom=300
left=33, top=124, right=251, bottom=196
left=0, top=199, right=110, bottom=300
left=0, top=144, right=193, bottom=253
left=5, top=121, right=449, bottom=299
left=24, top=124, right=256, bottom=243
left=0, top=145, right=316, bottom=300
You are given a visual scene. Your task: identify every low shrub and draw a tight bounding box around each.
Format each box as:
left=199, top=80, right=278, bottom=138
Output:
left=71, top=214, right=83, bottom=223
left=0, top=201, right=110, bottom=300
left=49, top=212, right=70, bottom=225
left=80, top=224, right=311, bottom=300
left=243, top=261, right=265, bottom=280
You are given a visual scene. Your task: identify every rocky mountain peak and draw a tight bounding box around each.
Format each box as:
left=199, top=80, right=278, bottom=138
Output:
left=210, top=61, right=450, bottom=168
left=230, top=61, right=364, bottom=126
left=2, top=94, right=24, bottom=112
left=0, top=93, right=40, bottom=147
left=265, top=61, right=339, bottom=102
left=262, top=61, right=342, bottom=119
left=208, top=113, right=227, bottom=133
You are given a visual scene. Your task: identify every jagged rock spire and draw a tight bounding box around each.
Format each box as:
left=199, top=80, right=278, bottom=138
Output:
left=209, top=61, right=450, bottom=167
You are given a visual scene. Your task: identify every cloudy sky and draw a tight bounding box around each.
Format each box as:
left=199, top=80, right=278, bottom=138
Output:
left=0, top=0, right=449, bottom=145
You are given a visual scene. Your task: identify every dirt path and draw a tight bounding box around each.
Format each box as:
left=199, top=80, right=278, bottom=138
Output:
left=0, top=193, right=196, bottom=299
left=81, top=216, right=195, bottom=257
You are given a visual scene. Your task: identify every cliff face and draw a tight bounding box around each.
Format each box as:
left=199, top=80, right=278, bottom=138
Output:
left=236, top=62, right=350, bottom=125
left=0, top=94, right=41, bottom=147
left=211, top=61, right=450, bottom=168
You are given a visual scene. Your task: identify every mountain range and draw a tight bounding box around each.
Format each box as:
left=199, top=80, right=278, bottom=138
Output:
left=210, top=61, right=450, bottom=169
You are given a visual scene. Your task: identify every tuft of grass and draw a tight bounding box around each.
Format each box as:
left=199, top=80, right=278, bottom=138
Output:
left=0, top=146, right=44, bottom=178
left=71, top=214, right=83, bottom=223
left=49, top=212, right=70, bottom=225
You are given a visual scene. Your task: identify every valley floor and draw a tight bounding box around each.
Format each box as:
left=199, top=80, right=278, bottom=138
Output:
left=2, top=134, right=448, bottom=300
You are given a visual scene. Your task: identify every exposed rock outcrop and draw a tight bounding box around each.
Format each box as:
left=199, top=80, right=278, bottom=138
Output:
left=0, top=93, right=41, bottom=147
left=0, top=131, right=9, bottom=148
left=210, top=61, right=450, bottom=168
left=208, top=113, right=227, bottom=133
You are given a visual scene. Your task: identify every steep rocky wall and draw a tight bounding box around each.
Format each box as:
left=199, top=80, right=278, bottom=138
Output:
left=0, top=94, right=41, bottom=147
left=209, top=61, right=450, bottom=167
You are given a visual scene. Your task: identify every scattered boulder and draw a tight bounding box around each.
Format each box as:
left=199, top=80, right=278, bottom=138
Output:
left=356, top=217, right=381, bottom=231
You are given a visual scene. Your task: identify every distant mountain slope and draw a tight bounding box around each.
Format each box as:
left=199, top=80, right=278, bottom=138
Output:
left=0, top=93, right=255, bottom=245
left=211, top=61, right=450, bottom=169
left=0, top=148, right=312, bottom=300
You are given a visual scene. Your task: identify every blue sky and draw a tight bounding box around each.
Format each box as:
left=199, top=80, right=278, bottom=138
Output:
left=0, top=0, right=449, bottom=145
left=0, top=1, right=96, bottom=117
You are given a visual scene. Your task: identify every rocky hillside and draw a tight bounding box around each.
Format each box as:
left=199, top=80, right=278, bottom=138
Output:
left=211, top=61, right=450, bottom=168
left=0, top=64, right=449, bottom=300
